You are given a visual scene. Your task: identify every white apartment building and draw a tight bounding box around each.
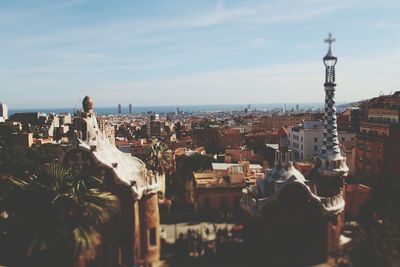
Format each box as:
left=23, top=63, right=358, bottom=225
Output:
left=288, top=120, right=355, bottom=161
left=288, top=120, right=323, bottom=161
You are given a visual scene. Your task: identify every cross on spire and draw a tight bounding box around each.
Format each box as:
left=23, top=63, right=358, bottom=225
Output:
left=325, top=32, right=335, bottom=50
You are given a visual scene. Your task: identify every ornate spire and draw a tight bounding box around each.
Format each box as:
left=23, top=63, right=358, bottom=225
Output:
left=321, top=33, right=340, bottom=159
left=278, top=127, right=289, bottom=153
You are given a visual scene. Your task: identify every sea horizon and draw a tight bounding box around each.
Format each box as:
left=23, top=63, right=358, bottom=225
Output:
left=6, top=102, right=337, bottom=116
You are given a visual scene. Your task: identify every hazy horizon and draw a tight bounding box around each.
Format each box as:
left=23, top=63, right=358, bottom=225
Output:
left=7, top=100, right=353, bottom=114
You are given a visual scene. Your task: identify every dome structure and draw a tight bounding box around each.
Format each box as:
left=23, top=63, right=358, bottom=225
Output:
left=257, top=149, right=307, bottom=198
left=82, top=95, right=94, bottom=112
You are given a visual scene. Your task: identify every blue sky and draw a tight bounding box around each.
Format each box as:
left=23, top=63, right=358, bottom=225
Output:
left=1, top=0, right=400, bottom=108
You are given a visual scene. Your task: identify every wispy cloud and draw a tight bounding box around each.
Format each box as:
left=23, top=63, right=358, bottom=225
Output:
left=374, top=21, right=400, bottom=30
left=187, top=0, right=348, bottom=27
left=69, top=50, right=400, bottom=106
left=0, top=0, right=93, bottom=22
left=1, top=0, right=398, bottom=108
left=249, top=37, right=268, bottom=46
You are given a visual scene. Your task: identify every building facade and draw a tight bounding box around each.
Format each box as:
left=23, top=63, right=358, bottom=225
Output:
left=288, top=120, right=324, bottom=160
left=194, top=162, right=263, bottom=217
left=355, top=96, right=400, bottom=181
left=255, top=113, right=314, bottom=130
left=288, top=120, right=355, bottom=161
left=147, top=114, right=162, bottom=140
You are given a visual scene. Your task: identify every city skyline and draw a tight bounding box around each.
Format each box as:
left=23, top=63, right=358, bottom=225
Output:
left=1, top=0, right=400, bottom=108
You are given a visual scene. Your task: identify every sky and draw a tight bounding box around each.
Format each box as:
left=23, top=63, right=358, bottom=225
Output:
left=1, top=0, right=400, bottom=108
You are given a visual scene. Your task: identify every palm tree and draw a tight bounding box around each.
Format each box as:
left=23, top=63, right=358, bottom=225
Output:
left=0, top=163, right=119, bottom=267
left=146, top=140, right=173, bottom=175
left=146, top=141, right=173, bottom=198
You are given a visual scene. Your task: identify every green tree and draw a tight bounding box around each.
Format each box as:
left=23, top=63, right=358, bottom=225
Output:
left=0, top=164, right=119, bottom=267
left=145, top=141, right=173, bottom=175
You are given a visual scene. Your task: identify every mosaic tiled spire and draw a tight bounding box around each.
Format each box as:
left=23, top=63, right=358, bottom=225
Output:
left=278, top=127, right=289, bottom=152
left=320, top=33, right=341, bottom=159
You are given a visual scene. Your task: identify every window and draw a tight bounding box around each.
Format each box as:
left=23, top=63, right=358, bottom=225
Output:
left=378, top=147, right=382, bottom=153
left=314, top=137, right=318, bottom=143
left=149, top=227, right=157, bottom=246
left=301, top=145, right=303, bottom=150
left=341, top=137, right=345, bottom=142
left=301, top=137, right=303, bottom=142
left=314, top=145, right=318, bottom=151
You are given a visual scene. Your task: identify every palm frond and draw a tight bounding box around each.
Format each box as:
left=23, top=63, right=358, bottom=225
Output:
left=79, top=192, right=120, bottom=225
left=71, top=226, right=98, bottom=259
left=3, top=176, right=29, bottom=190
left=1, top=162, right=120, bottom=264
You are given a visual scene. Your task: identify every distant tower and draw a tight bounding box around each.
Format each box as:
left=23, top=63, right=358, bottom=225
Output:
left=129, top=104, right=132, bottom=114
left=118, top=104, right=122, bottom=114
left=147, top=114, right=161, bottom=140
left=0, top=103, right=8, bottom=120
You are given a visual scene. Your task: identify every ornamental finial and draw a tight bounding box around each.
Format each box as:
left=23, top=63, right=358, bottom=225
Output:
left=82, top=96, right=94, bottom=112
left=324, top=32, right=336, bottom=56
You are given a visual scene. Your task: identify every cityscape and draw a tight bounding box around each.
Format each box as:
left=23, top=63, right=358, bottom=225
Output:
left=1, top=1, right=400, bottom=267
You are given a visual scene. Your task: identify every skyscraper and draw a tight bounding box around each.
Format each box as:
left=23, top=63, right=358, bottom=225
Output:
left=147, top=114, right=161, bottom=139
left=118, top=104, right=122, bottom=114
left=129, top=104, right=132, bottom=114
left=0, top=103, right=8, bottom=120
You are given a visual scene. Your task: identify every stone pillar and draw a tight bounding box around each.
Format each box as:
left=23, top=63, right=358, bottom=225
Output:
left=138, top=193, right=160, bottom=265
